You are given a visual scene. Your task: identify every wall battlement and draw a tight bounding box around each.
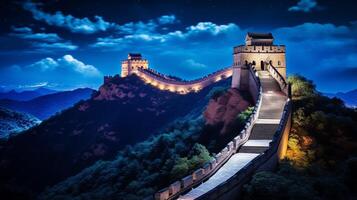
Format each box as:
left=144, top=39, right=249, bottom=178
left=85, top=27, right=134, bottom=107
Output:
left=234, top=45, right=286, bottom=54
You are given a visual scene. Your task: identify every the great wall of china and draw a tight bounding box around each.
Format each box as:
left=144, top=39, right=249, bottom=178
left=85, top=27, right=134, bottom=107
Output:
left=135, top=67, right=233, bottom=94
left=106, top=33, right=292, bottom=200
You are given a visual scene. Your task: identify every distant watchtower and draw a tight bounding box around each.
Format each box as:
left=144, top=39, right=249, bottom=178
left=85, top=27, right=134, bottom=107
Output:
left=232, top=32, right=286, bottom=89
left=121, top=53, right=149, bottom=77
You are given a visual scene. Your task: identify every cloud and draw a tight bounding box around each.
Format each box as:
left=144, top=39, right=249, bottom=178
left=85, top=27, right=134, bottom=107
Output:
left=91, top=22, right=240, bottom=49
left=17, top=82, right=50, bottom=89
left=186, top=22, right=237, bottom=35
left=117, top=21, right=159, bottom=34
left=28, top=55, right=101, bottom=77
left=23, top=2, right=115, bottom=34
left=11, top=26, right=62, bottom=43
left=8, top=26, right=78, bottom=52
left=288, top=0, right=319, bottom=12
left=158, top=15, right=177, bottom=24
left=60, top=55, right=101, bottom=77
left=272, top=22, right=357, bottom=92
left=31, top=42, right=78, bottom=51
left=11, top=26, right=32, bottom=33
left=28, top=57, right=58, bottom=71
left=184, top=59, right=206, bottom=68
left=22, top=1, right=178, bottom=35
left=0, top=55, right=102, bottom=90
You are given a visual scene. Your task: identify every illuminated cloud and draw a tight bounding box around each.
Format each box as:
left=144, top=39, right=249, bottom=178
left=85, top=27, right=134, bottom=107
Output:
left=22, top=2, right=178, bottom=35
left=91, top=22, right=240, bottom=49
left=28, top=55, right=101, bottom=77
left=61, top=55, right=101, bottom=77
left=23, top=2, right=115, bottom=34
left=158, top=15, right=177, bottom=24
left=288, top=0, right=319, bottom=12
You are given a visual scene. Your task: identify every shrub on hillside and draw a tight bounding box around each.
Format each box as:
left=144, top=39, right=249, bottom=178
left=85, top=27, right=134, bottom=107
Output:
left=288, top=75, right=317, bottom=99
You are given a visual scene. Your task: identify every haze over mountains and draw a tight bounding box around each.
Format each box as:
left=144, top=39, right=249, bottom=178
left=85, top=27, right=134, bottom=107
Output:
left=0, top=88, right=95, bottom=119
left=0, top=87, right=57, bottom=101
left=325, top=89, right=357, bottom=108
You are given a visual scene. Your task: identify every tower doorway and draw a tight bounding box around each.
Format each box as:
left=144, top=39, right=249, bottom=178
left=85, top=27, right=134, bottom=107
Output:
left=261, top=61, right=265, bottom=70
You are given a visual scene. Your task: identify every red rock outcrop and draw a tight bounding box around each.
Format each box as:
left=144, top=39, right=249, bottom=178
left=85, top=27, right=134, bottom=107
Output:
left=204, top=88, right=250, bottom=134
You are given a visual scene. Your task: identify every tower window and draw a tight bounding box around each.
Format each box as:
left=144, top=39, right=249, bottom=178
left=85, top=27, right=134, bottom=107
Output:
left=278, top=61, right=281, bottom=65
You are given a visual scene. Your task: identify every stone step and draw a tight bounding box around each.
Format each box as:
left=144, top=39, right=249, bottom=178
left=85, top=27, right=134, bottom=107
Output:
left=239, top=146, right=269, bottom=154
left=249, top=124, right=278, bottom=139
left=255, top=119, right=281, bottom=124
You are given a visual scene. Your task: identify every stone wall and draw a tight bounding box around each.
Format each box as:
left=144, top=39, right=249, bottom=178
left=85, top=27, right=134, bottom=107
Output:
left=193, top=100, right=292, bottom=200
left=154, top=64, right=291, bottom=200
left=134, top=67, right=233, bottom=94
left=267, top=64, right=290, bottom=96
left=154, top=66, right=263, bottom=200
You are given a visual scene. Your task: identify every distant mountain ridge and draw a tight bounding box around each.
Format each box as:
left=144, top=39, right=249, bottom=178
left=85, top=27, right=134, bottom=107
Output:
left=0, top=107, right=41, bottom=139
left=0, top=87, right=57, bottom=101
left=325, top=89, right=357, bottom=107
left=0, top=88, right=95, bottom=120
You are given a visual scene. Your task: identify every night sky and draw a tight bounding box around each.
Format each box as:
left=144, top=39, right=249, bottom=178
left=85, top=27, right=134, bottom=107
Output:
left=0, top=0, right=356, bottom=92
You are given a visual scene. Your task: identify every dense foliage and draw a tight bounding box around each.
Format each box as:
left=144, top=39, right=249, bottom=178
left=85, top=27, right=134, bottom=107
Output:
left=39, top=87, right=253, bottom=200
left=243, top=75, right=357, bottom=199
left=0, top=107, right=41, bottom=140
left=39, top=118, right=210, bottom=200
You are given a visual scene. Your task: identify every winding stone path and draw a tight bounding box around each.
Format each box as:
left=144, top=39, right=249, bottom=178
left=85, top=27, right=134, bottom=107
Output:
left=178, top=71, right=287, bottom=200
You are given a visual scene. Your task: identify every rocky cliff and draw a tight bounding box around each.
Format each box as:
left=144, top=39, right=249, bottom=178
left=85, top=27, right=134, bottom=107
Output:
left=204, top=88, right=250, bottom=134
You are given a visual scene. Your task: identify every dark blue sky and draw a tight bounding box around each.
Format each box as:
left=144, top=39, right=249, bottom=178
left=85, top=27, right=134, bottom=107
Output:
left=0, top=0, right=356, bottom=93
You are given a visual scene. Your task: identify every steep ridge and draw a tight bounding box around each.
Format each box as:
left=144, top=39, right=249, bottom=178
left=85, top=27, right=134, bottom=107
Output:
left=0, top=74, right=232, bottom=199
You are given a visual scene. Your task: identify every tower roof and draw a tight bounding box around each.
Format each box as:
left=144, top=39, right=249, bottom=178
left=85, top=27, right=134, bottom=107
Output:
left=128, top=53, right=142, bottom=60
left=247, top=32, right=273, bottom=39
left=246, top=32, right=274, bottom=45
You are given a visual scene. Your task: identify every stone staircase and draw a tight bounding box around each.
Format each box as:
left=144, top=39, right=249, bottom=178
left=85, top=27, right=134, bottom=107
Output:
left=178, top=71, right=287, bottom=199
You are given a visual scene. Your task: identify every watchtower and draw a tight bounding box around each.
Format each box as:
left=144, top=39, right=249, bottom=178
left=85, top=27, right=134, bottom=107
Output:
left=121, top=53, right=149, bottom=77
left=231, top=32, right=286, bottom=89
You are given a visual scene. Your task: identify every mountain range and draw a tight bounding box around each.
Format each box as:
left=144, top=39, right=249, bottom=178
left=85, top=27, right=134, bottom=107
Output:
left=0, top=88, right=95, bottom=120
left=325, top=89, right=357, bottom=108
left=0, top=75, right=233, bottom=199
left=0, top=87, right=57, bottom=101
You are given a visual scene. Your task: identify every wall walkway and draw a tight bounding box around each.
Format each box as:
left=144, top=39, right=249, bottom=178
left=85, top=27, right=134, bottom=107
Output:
left=134, top=68, right=233, bottom=94
left=177, top=71, right=287, bottom=200
left=154, top=65, right=292, bottom=200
